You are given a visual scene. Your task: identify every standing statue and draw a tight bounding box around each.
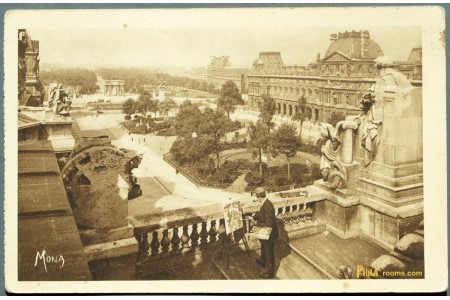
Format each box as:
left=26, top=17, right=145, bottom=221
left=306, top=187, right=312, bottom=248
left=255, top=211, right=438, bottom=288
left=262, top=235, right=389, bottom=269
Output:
left=48, top=83, right=72, bottom=116
left=359, top=84, right=382, bottom=167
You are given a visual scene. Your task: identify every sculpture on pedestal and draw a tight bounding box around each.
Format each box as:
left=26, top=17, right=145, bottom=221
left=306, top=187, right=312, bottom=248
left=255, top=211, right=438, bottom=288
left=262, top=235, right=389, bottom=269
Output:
left=319, top=124, right=348, bottom=190
left=320, top=116, right=361, bottom=190
left=48, top=83, right=72, bottom=116
left=359, top=56, right=415, bottom=167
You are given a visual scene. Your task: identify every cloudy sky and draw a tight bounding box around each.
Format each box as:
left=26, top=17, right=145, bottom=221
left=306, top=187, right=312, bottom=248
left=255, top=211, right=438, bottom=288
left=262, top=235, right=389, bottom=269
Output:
left=19, top=8, right=422, bottom=70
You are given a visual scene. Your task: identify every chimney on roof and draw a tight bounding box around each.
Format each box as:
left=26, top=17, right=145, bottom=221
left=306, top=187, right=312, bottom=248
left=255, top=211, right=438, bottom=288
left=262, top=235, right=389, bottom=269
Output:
left=316, top=53, right=321, bottom=63
left=330, top=33, right=338, bottom=42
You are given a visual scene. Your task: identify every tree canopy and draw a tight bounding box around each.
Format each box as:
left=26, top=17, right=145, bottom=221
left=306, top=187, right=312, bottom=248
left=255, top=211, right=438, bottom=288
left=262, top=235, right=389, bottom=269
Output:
left=122, top=98, right=136, bottom=115
left=271, top=123, right=302, bottom=179
left=171, top=103, right=237, bottom=170
left=328, top=111, right=347, bottom=127
left=217, top=80, right=244, bottom=119
left=136, top=92, right=159, bottom=117
left=248, top=120, right=271, bottom=177
left=97, top=67, right=209, bottom=93
left=159, top=98, right=178, bottom=114
left=291, top=96, right=310, bottom=141
left=259, top=93, right=276, bottom=131
left=40, top=68, right=98, bottom=94
left=173, top=101, right=203, bottom=138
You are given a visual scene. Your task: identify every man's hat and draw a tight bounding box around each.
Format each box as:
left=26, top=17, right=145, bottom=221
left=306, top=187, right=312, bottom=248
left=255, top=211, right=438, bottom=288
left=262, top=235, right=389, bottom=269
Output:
left=254, top=187, right=266, bottom=197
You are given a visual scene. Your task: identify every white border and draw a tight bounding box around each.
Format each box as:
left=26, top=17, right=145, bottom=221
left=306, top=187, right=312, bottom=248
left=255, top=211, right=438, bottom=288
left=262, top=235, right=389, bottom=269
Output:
left=4, top=6, right=447, bottom=293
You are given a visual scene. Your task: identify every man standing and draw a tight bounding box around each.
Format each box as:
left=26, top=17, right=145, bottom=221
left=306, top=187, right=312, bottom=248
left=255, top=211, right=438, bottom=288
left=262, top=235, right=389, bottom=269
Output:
left=253, top=187, right=278, bottom=279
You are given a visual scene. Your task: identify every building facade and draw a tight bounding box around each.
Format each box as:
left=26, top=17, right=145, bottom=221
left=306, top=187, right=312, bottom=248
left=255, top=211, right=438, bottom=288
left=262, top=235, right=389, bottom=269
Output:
left=206, top=56, right=249, bottom=93
left=246, top=30, right=422, bottom=123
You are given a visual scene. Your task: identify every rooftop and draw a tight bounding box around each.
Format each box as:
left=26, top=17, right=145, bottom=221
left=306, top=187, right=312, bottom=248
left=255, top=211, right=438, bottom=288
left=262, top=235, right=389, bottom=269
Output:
left=18, top=140, right=91, bottom=281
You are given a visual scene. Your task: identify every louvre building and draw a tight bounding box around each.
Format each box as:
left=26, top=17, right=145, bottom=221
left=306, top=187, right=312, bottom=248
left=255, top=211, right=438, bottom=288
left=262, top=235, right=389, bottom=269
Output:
left=208, top=30, right=422, bottom=123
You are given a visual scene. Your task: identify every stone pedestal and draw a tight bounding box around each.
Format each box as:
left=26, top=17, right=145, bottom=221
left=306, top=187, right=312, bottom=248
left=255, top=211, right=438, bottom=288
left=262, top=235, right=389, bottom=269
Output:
left=81, top=224, right=138, bottom=280
left=354, top=66, right=423, bottom=248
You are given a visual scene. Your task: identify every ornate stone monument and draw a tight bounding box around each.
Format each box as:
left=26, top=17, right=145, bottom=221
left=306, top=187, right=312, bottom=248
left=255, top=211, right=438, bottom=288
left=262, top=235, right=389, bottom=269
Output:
left=18, top=29, right=45, bottom=107
left=314, top=56, right=423, bottom=248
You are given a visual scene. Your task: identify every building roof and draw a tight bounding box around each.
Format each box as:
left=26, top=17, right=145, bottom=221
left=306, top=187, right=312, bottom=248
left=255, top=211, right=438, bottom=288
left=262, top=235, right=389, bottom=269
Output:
left=18, top=140, right=91, bottom=280
left=406, top=47, right=422, bottom=64
left=324, top=31, right=383, bottom=60
left=18, top=112, right=41, bottom=129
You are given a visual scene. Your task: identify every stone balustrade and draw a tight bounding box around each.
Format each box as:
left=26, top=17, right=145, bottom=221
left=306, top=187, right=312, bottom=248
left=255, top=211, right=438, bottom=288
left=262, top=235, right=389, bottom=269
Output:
left=130, top=186, right=328, bottom=278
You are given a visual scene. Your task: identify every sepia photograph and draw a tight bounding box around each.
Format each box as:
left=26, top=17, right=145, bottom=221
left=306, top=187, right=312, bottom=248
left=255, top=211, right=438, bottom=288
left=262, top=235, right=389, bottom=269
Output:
left=4, top=5, right=448, bottom=294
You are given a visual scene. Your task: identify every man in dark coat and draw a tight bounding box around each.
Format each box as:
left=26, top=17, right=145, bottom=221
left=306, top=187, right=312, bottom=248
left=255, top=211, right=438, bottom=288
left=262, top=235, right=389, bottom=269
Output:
left=253, top=187, right=278, bottom=279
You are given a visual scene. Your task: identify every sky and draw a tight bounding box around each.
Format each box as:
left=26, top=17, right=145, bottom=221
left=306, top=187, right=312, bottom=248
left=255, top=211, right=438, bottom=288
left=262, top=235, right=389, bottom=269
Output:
left=20, top=8, right=422, bottom=71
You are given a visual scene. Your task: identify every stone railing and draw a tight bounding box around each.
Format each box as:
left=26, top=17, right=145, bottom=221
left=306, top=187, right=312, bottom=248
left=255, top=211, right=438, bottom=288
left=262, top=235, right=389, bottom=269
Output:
left=130, top=186, right=328, bottom=278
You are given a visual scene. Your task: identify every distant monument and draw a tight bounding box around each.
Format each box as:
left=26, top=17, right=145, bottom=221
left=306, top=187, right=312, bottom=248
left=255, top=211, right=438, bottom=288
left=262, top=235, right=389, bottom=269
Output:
left=154, top=79, right=166, bottom=101
left=104, top=80, right=125, bottom=96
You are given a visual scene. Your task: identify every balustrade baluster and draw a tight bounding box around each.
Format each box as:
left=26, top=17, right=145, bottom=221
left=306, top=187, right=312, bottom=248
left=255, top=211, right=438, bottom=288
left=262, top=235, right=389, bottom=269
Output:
left=219, top=219, right=226, bottom=234
left=150, top=231, right=160, bottom=255
left=305, top=203, right=314, bottom=220
left=208, top=220, right=218, bottom=242
left=138, top=232, right=150, bottom=258
left=190, top=223, right=200, bottom=248
left=181, top=225, right=191, bottom=249
left=171, top=227, right=181, bottom=251
left=160, top=229, right=170, bottom=254
left=200, top=222, right=209, bottom=247
left=284, top=206, right=292, bottom=224
left=291, top=204, right=300, bottom=223
left=299, top=204, right=306, bottom=222
left=277, top=207, right=283, bottom=217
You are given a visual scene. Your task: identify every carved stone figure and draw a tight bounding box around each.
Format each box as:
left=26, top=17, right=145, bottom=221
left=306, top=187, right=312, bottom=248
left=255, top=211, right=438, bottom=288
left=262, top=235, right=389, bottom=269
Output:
left=48, top=83, right=72, bottom=116
left=359, top=56, right=413, bottom=167
left=359, top=83, right=382, bottom=167
left=319, top=124, right=347, bottom=190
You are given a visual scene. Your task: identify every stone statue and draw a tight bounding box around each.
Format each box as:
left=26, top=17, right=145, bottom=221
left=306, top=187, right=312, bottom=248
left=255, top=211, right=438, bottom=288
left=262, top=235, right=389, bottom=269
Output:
left=319, top=115, right=361, bottom=190
left=359, top=56, right=409, bottom=167
left=359, top=83, right=382, bottom=167
left=48, top=83, right=72, bottom=116
left=319, top=124, right=347, bottom=190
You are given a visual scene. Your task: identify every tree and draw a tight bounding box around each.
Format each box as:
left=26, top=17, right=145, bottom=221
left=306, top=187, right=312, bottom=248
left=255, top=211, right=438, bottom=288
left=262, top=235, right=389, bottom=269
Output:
left=248, top=120, right=271, bottom=178
left=170, top=136, right=214, bottom=166
left=122, top=98, right=136, bottom=116
left=259, top=93, right=276, bottom=131
left=328, top=111, right=346, bottom=127
left=200, top=107, right=231, bottom=170
left=159, top=98, right=177, bottom=115
left=136, top=92, right=159, bottom=118
left=292, top=96, right=310, bottom=141
left=40, top=68, right=98, bottom=95
left=271, top=123, right=302, bottom=180
left=173, top=100, right=203, bottom=138
left=217, top=80, right=244, bottom=119
left=207, top=82, right=218, bottom=94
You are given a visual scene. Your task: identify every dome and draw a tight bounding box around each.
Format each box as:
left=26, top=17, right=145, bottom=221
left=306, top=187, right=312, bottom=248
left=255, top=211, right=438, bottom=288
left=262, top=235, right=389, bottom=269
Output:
left=324, top=31, right=384, bottom=59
